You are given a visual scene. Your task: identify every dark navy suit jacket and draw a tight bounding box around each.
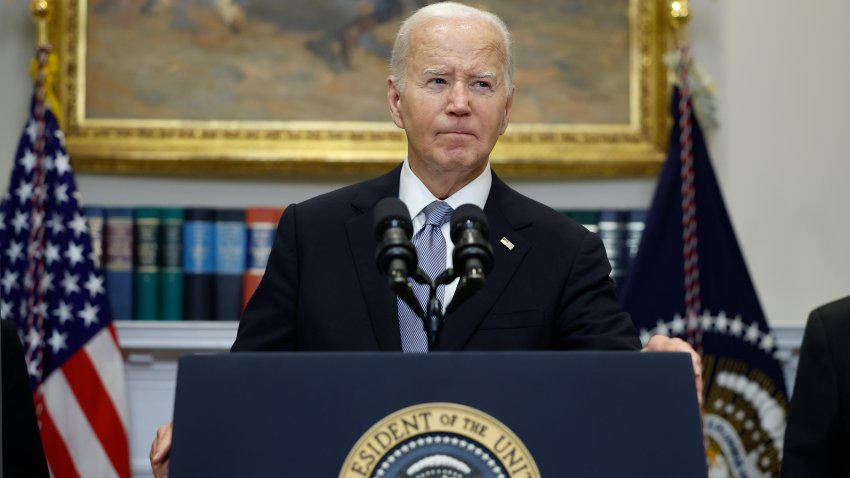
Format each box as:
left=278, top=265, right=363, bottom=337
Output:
left=2, top=319, right=50, bottom=477
left=233, top=166, right=639, bottom=352
left=782, top=296, right=850, bottom=477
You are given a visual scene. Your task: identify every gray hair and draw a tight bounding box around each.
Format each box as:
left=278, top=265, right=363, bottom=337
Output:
left=390, top=2, right=514, bottom=93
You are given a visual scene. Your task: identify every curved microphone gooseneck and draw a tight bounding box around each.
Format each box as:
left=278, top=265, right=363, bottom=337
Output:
left=374, top=199, right=494, bottom=350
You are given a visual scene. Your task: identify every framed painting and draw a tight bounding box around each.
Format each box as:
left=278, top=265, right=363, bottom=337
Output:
left=53, top=0, right=669, bottom=178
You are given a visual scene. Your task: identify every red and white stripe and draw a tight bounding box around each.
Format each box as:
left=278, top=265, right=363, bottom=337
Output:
left=36, top=323, right=130, bottom=478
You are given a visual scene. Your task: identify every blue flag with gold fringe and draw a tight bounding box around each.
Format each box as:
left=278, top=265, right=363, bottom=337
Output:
left=620, top=51, right=788, bottom=476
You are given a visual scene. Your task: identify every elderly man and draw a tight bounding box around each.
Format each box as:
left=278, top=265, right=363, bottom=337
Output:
left=150, top=3, right=701, bottom=476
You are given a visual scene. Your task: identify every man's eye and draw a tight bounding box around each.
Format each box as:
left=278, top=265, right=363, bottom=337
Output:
left=473, top=81, right=492, bottom=89
left=429, top=78, right=447, bottom=85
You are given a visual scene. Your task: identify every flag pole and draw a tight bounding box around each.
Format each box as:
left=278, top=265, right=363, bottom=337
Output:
left=0, top=4, right=50, bottom=473
left=31, top=0, right=51, bottom=47
left=2, top=1, right=130, bottom=474
left=669, top=0, right=690, bottom=44
left=0, top=4, right=51, bottom=473
left=26, top=0, right=54, bottom=453
left=668, top=1, right=705, bottom=353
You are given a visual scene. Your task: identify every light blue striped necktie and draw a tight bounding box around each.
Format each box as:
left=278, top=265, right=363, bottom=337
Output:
left=398, top=200, right=453, bottom=352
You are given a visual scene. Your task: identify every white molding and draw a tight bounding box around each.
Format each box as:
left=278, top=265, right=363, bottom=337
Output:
left=116, top=320, right=238, bottom=352
left=773, top=325, right=803, bottom=352
left=113, top=320, right=804, bottom=356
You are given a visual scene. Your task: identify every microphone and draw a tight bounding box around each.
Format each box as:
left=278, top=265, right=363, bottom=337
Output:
left=449, top=204, right=494, bottom=310
left=373, top=197, right=424, bottom=318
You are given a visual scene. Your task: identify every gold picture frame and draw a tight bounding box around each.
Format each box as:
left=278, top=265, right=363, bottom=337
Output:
left=55, top=0, right=669, bottom=179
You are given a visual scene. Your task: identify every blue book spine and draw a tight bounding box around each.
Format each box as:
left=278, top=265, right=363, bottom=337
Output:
left=104, top=207, right=134, bottom=320
left=213, top=209, right=246, bottom=321
left=183, top=208, right=215, bottom=320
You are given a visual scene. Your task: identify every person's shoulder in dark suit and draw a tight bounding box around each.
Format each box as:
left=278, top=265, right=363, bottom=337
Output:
left=2, top=319, right=51, bottom=477
left=781, top=295, right=850, bottom=478
left=484, top=175, right=639, bottom=351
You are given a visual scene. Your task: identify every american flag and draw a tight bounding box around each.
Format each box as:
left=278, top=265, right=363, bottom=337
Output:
left=0, top=47, right=130, bottom=478
left=620, top=47, right=787, bottom=477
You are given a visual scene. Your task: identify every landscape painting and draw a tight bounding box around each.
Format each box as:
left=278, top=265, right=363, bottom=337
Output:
left=59, top=0, right=667, bottom=177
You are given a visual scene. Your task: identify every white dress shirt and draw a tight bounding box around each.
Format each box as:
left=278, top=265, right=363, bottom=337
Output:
left=398, top=158, right=492, bottom=310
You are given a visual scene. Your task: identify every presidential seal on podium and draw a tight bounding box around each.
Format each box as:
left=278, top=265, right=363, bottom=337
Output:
left=340, top=402, right=540, bottom=478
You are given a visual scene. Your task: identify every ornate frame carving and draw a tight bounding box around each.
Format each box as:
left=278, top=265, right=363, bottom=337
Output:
left=55, top=0, right=668, bottom=179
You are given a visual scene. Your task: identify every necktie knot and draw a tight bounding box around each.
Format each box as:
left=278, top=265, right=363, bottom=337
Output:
left=422, top=200, right=453, bottom=227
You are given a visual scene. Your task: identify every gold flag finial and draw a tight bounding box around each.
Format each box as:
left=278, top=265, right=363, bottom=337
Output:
left=30, top=0, right=51, bottom=47
left=670, top=1, right=690, bottom=42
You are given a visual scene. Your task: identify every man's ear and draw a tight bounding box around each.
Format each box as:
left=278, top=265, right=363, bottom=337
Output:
left=387, top=76, right=405, bottom=129
left=498, top=87, right=515, bottom=136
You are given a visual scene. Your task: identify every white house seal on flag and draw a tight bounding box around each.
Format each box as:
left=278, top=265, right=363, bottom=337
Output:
left=639, top=311, right=786, bottom=477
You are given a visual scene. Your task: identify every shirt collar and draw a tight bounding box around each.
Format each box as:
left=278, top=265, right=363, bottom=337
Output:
left=398, top=158, right=491, bottom=222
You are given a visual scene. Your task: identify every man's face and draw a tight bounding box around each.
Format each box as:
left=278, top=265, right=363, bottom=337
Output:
left=388, top=17, right=513, bottom=191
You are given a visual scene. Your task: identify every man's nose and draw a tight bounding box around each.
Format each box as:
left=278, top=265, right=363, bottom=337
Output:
left=445, top=81, right=471, bottom=116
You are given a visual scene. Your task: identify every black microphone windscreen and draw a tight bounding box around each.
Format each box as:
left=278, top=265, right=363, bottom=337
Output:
left=373, top=197, right=413, bottom=239
left=450, top=204, right=489, bottom=241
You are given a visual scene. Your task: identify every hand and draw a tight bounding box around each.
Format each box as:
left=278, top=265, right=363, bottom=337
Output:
left=150, top=422, right=173, bottom=478
left=641, top=335, right=703, bottom=407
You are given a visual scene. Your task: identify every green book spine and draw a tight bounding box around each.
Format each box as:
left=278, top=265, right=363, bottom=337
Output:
left=160, top=208, right=184, bottom=320
left=134, top=208, right=161, bottom=320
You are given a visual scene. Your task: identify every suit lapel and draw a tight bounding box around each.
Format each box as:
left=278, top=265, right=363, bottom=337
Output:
left=440, top=174, right=531, bottom=350
left=345, top=166, right=403, bottom=351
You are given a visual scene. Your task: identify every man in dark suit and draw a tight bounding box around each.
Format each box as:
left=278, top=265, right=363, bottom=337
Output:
left=782, top=296, right=850, bottom=477
left=2, top=319, right=51, bottom=477
left=151, top=3, right=701, bottom=476
left=230, top=165, right=639, bottom=352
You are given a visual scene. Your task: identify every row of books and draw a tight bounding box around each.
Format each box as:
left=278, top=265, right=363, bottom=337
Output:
left=560, top=209, right=647, bottom=290
left=83, top=206, right=647, bottom=321
left=84, top=206, right=285, bottom=321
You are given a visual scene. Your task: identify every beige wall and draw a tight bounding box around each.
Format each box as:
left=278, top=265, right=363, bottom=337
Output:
left=693, top=0, right=850, bottom=326
left=1, top=1, right=848, bottom=326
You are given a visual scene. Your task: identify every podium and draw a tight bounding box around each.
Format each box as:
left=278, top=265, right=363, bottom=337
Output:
left=170, top=352, right=707, bottom=477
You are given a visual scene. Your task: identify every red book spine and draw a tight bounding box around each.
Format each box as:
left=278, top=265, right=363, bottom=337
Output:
left=242, top=207, right=285, bottom=311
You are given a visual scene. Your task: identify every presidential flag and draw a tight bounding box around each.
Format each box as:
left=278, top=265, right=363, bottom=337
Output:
left=620, top=47, right=788, bottom=477
left=0, top=47, right=130, bottom=478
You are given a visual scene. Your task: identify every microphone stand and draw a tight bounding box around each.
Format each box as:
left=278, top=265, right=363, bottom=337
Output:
left=425, top=269, right=458, bottom=351
left=407, top=268, right=458, bottom=351
left=408, top=265, right=490, bottom=351
left=392, top=266, right=489, bottom=351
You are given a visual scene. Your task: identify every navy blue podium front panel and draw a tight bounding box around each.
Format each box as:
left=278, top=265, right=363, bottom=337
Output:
left=169, top=352, right=706, bottom=477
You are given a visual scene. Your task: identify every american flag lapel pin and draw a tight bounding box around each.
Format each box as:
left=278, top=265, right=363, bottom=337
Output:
left=500, top=237, right=515, bottom=250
